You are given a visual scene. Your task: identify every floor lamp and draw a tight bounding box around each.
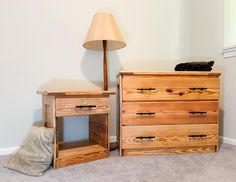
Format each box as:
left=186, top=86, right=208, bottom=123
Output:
left=83, top=12, right=126, bottom=91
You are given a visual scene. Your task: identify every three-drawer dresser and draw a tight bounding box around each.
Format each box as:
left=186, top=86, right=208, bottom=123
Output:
left=118, top=71, right=221, bottom=156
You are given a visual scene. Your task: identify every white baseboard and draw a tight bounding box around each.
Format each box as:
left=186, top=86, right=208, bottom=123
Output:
left=110, top=136, right=117, bottom=143
left=0, top=146, right=19, bottom=155
left=220, top=136, right=236, bottom=146
left=2, top=136, right=232, bottom=156
left=0, top=137, right=117, bottom=156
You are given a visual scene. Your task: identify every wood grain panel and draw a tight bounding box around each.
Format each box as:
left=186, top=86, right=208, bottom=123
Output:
left=39, top=90, right=113, bottom=168
left=58, top=141, right=107, bottom=157
left=56, top=97, right=109, bottom=117
left=123, top=88, right=219, bottom=101
left=122, top=146, right=216, bottom=156
left=122, top=135, right=218, bottom=149
left=57, top=141, right=108, bottom=168
left=122, top=75, right=219, bottom=89
left=122, top=124, right=218, bottom=138
left=122, top=101, right=218, bottom=113
left=119, top=71, right=221, bottom=76
left=89, top=114, right=108, bottom=148
left=42, top=95, right=57, bottom=167
left=119, top=72, right=220, bottom=156
left=43, top=95, right=56, bottom=128
left=118, top=75, right=123, bottom=156
left=122, top=101, right=218, bottom=125
left=122, top=112, right=218, bottom=125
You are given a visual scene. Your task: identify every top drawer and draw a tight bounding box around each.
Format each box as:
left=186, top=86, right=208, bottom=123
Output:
left=56, top=97, right=109, bottom=117
left=122, top=75, right=219, bottom=101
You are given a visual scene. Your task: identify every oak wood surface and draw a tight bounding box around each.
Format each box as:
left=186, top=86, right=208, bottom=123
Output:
left=122, top=112, right=218, bottom=125
left=119, top=72, right=220, bottom=156
left=122, top=146, right=216, bottom=156
left=57, top=140, right=108, bottom=168
left=122, top=75, right=219, bottom=101
left=118, top=76, right=123, bottom=156
left=122, top=124, right=218, bottom=138
left=58, top=140, right=107, bottom=157
left=39, top=90, right=112, bottom=168
left=122, top=101, right=218, bottom=125
left=122, top=101, right=218, bottom=113
left=122, top=75, right=219, bottom=89
left=42, top=95, right=57, bottom=167
left=119, top=71, right=221, bottom=76
left=122, top=135, right=218, bottom=149
left=122, top=88, right=219, bottom=101
left=55, top=97, right=109, bottom=117
left=103, top=40, right=108, bottom=91
left=89, top=115, right=109, bottom=148
left=38, top=90, right=115, bottom=96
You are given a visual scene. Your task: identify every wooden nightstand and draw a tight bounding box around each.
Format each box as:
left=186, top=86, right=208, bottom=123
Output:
left=37, top=82, right=114, bottom=168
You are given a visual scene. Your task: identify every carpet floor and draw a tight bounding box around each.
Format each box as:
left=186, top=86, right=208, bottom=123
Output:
left=1, top=144, right=236, bottom=182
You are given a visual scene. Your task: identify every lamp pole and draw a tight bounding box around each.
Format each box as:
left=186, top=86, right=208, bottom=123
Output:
left=103, top=40, right=108, bottom=91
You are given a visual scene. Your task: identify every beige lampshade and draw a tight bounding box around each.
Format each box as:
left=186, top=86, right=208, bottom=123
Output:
left=83, top=12, right=126, bottom=51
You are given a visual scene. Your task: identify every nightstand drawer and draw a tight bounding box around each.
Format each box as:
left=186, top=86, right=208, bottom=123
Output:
left=122, top=124, right=218, bottom=149
left=56, top=97, right=109, bottom=117
left=122, top=101, right=218, bottom=125
left=122, top=75, right=219, bottom=101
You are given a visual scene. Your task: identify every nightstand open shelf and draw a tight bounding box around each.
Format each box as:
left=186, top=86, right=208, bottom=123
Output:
left=58, top=140, right=107, bottom=155
left=56, top=140, right=108, bottom=168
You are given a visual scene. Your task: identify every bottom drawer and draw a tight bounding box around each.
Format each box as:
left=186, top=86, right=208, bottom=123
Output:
left=121, top=124, right=218, bottom=149
left=122, top=146, right=217, bottom=156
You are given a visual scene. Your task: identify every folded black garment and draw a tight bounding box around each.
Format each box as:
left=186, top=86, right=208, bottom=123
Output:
left=175, top=61, right=214, bottom=71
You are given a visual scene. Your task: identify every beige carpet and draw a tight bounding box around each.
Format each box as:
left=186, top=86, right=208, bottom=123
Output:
left=1, top=144, right=236, bottom=182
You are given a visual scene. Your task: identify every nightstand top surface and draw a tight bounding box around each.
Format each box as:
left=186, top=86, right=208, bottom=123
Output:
left=37, top=79, right=115, bottom=96
left=37, top=90, right=114, bottom=96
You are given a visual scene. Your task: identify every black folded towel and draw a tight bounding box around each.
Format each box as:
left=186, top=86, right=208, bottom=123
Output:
left=175, top=61, right=214, bottom=71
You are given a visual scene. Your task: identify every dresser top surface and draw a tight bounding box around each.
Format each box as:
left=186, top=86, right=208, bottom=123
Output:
left=119, top=71, right=221, bottom=76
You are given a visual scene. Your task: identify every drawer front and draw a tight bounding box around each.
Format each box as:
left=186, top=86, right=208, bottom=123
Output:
left=122, top=101, right=218, bottom=125
left=122, top=75, right=219, bottom=101
left=56, top=97, right=109, bottom=117
left=122, top=146, right=216, bottom=156
left=122, top=124, right=218, bottom=149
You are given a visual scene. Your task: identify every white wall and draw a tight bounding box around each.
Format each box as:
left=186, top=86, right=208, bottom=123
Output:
left=186, top=0, right=236, bottom=143
left=2, top=0, right=235, bottom=151
left=0, top=0, right=187, bottom=149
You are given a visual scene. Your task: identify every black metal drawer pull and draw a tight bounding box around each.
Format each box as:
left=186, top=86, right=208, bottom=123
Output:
left=76, top=105, right=96, bottom=109
left=189, top=111, right=207, bottom=115
left=136, top=136, right=155, bottom=140
left=189, top=88, right=208, bottom=91
left=137, top=88, right=156, bottom=92
left=136, top=112, right=155, bottom=116
left=188, top=135, right=207, bottom=140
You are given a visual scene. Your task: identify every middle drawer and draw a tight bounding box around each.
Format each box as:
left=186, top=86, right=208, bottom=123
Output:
left=122, top=101, right=218, bottom=125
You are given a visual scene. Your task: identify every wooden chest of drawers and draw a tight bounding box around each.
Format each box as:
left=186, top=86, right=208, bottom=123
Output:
left=118, top=71, right=221, bottom=156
